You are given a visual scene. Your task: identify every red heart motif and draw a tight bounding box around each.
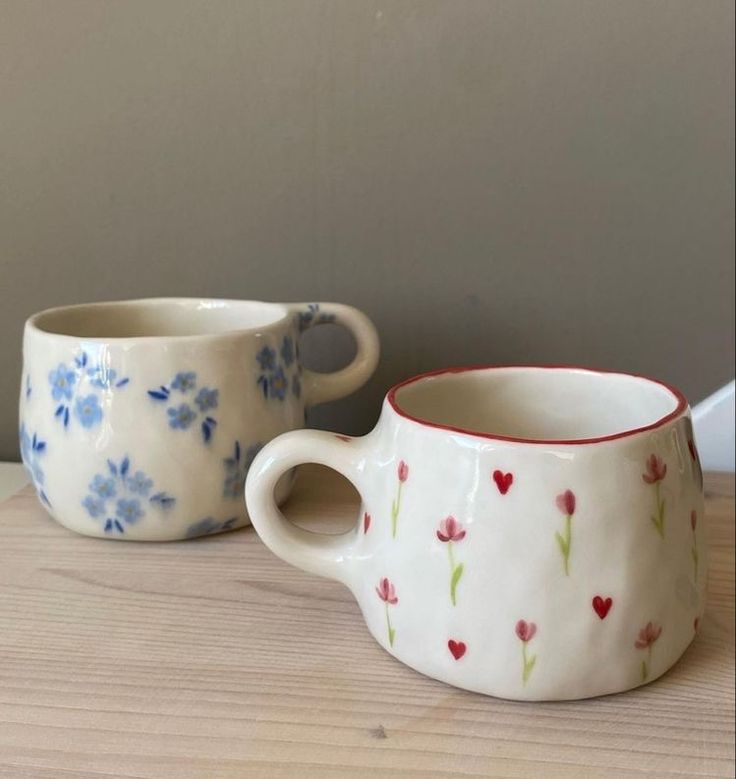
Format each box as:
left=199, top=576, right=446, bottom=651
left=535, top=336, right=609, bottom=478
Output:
left=492, top=470, right=513, bottom=495
left=363, top=512, right=371, bottom=533
left=448, top=639, right=467, bottom=660
left=592, top=596, right=613, bottom=620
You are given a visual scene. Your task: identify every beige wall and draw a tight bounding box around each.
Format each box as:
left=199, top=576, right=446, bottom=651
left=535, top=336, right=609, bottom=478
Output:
left=1, top=0, right=733, bottom=459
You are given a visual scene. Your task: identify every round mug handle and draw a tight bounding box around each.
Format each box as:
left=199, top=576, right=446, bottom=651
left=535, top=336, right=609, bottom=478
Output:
left=289, top=302, right=379, bottom=406
left=245, top=429, right=364, bottom=584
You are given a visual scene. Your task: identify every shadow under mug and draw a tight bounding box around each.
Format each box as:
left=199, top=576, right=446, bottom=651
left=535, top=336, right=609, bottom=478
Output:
left=245, top=366, right=706, bottom=701
left=19, top=298, right=379, bottom=540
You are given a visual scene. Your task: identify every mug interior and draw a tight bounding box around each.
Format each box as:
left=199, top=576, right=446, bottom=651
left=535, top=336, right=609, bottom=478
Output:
left=389, top=366, right=685, bottom=444
left=29, top=298, right=287, bottom=339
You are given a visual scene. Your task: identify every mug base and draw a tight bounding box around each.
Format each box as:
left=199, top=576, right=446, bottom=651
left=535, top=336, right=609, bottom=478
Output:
left=360, top=608, right=699, bottom=702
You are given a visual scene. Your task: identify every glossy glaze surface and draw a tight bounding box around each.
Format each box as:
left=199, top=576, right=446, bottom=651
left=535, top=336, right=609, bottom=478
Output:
left=19, top=298, right=379, bottom=540
left=246, top=366, right=706, bottom=700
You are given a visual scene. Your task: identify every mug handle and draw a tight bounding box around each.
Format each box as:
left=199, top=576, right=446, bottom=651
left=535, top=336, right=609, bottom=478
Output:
left=245, top=429, right=364, bottom=584
left=289, top=303, right=379, bottom=406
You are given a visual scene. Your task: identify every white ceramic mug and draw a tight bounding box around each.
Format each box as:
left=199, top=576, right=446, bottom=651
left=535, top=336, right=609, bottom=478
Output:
left=246, top=366, right=706, bottom=700
left=19, top=298, right=379, bottom=541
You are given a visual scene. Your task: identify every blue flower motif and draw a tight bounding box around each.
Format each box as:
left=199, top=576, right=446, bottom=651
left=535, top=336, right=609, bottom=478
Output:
left=116, top=498, right=143, bottom=525
left=90, top=474, right=116, bottom=498
left=167, top=403, right=196, bottom=430
left=171, top=372, right=197, bottom=392
left=82, top=495, right=106, bottom=518
left=280, top=336, right=295, bottom=367
left=49, top=364, right=76, bottom=401
left=194, top=387, right=219, bottom=412
left=82, top=456, right=174, bottom=533
left=74, top=394, right=103, bottom=428
left=292, top=374, right=302, bottom=399
left=126, top=471, right=153, bottom=496
left=256, top=346, right=277, bottom=371
left=186, top=516, right=239, bottom=538
left=268, top=366, right=288, bottom=400
left=186, top=517, right=220, bottom=538
left=88, top=366, right=117, bottom=389
left=223, top=441, right=263, bottom=498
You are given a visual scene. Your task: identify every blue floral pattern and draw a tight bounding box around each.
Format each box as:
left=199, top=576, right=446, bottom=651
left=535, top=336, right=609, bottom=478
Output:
left=223, top=440, right=264, bottom=499
left=257, top=333, right=303, bottom=402
left=148, top=372, right=219, bottom=443
left=186, top=516, right=239, bottom=539
left=82, top=456, right=175, bottom=534
left=50, top=351, right=129, bottom=429
left=296, top=303, right=336, bottom=333
left=19, top=424, right=50, bottom=506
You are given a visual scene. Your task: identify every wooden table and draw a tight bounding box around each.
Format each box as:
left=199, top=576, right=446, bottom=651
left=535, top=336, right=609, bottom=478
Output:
left=0, top=468, right=733, bottom=778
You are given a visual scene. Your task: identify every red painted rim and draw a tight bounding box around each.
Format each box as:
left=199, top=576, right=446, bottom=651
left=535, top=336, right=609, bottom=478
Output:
left=386, top=365, right=689, bottom=445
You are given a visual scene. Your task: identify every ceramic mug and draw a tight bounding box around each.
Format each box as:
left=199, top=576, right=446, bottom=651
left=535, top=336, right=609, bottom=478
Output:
left=245, top=366, right=706, bottom=701
left=19, top=298, right=379, bottom=541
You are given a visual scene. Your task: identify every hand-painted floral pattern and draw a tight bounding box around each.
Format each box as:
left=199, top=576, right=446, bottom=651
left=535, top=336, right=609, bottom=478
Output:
left=516, top=620, right=538, bottom=686
left=148, top=372, right=218, bottom=443
left=25, top=374, right=32, bottom=399
left=554, top=489, right=576, bottom=576
left=186, top=516, right=239, bottom=539
left=296, top=303, right=336, bottom=333
left=643, top=454, right=667, bottom=537
left=82, top=456, right=175, bottom=534
left=50, top=351, right=129, bottom=429
left=376, top=577, right=398, bottom=647
left=437, top=516, right=466, bottom=606
left=257, top=334, right=302, bottom=402
left=363, top=512, right=371, bottom=533
left=391, top=461, right=408, bottom=538
left=19, top=424, right=50, bottom=506
left=635, top=621, right=662, bottom=681
left=222, top=440, right=264, bottom=499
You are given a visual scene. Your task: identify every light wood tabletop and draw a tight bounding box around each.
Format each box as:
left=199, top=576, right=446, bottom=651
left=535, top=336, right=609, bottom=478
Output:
left=0, top=467, right=733, bottom=778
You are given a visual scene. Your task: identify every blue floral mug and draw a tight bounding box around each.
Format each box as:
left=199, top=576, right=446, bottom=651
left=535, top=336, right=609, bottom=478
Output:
left=19, top=298, right=379, bottom=540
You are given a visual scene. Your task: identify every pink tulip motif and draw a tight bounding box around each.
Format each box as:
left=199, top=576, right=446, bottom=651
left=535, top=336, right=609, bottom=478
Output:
left=390, top=461, right=409, bottom=539
left=436, top=516, right=466, bottom=606
left=554, top=489, right=576, bottom=576
left=635, top=621, right=662, bottom=681
left=376, top=577, right=398, bottom=647
left=690, top=510, right=699, bottom=581
left=515, top=620, right=538, bottom=686
left=643, top=455, right=667, bottom=538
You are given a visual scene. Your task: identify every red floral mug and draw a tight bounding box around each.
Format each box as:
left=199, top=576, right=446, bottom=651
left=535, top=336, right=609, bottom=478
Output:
left=245, top=366, right=706, bottom=700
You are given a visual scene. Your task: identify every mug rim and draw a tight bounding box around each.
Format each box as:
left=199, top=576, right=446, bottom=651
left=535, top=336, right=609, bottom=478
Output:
left=25, top=297, right=292, bottom=343
left=387, top=364, right=688, bottom=446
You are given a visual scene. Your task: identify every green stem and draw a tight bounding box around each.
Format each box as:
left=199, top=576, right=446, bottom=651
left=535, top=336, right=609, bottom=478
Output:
left=654, top=483, right=665, bottom=538
left=385, top=602, right=395, bottom=647
left=391, top=482, right=403, bottom=539
left=522, top=643, right=528, bottom=684
left=521, top=643, right=536, bottom=686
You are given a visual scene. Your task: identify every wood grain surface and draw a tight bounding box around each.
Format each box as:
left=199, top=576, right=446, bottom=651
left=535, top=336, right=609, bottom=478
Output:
left=0, top=468, right=733, bottom=778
